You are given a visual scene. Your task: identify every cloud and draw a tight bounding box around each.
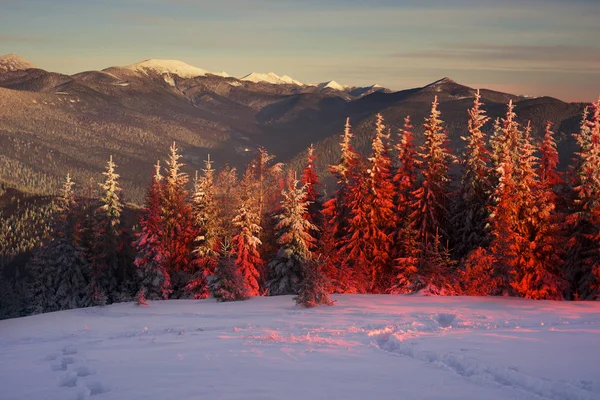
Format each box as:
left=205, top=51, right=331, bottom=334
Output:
left=0, top=34, right=46, bottom=43
left=390, top=44, right=600, bottom=74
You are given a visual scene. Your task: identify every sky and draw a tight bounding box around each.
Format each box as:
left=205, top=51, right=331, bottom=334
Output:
left=1, top=0, right=599, bottom=101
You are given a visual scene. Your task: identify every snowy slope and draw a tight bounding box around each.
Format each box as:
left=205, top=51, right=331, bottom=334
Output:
left=1, top=296, right=599, bottom=400
left=318, top=80, right=349, bottom=91
left=123, top=59, right=229, bottom=78
left=241, top=72, right=303, bottom=86
left=0, top=54, right=36, bottom=73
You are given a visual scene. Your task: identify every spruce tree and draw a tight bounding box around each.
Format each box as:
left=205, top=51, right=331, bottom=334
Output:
left=321, top=118, right=362, bottom=292
left=90, top=156, right=124, bottom=304
left=391, top=116, right=421, bottom=293
left=300, top=144, right=323, bottom=248
left=565, top=100, right=600, bottom=299
left=187, top=155, right=219, bottom=298
left=410, top=96, right=454, bottom=248
left=162, top=143, right=196, bottom=296
left=134, top=161, right=171, bottom=300
left=451, top=91, right=491, bottom=259
left=294, top=257, right=333, bottom=308
left=342, top=114, right=396, bottom=292
left=486, top=101, right=524, bottom=294
left=267, top=177, right=317, bottom=295
left=28, top=174, right=92, bottom=313
left=210, top=242, right=250, bottom=302
left=406, top=96, right=454, bottom=291
left=231, top=169, right=263, bottom=296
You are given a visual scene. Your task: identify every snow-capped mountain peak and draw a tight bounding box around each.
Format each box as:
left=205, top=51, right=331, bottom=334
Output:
left=123, top=59, right=229, bottom=78
left=318, top=80, right=348, bottom=91
left=0, top=53, right=36, bottom=73
left=241, top=72, right=303, bottom=86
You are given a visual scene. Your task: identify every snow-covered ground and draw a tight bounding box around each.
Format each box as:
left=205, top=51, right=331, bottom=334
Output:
left=1, top=295, right=598, bottom=400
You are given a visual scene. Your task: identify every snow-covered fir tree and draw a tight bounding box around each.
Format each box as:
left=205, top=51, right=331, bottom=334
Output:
left=342, top=114, right=396, bottom=292
left=391, top=115, right=422, bottom=293
left=28, top=174, right=92, bottom=313
left=321, top=118, right=363, bottom=292
left=214, top=164, right=239, bottom=243
left=231, top=169, right=264, bottom=296
left=294, top=257, right=333, bottom=308
left=209, top=242, right=250, bottom=302
left=405, top=96, right=454, bottom=291
left=162, top=143, right=196, bottom=296
left=90, top=156, right=125, bottom=304
left=565, top=100, right=600, bottom=299
left=267, top=177, right=317, bottom=295
left=300, top=144, right=323, bottom=247
left=486, top=101, right=524, bottom=294
left=186, top=155, right=219, bottom=298
left=511, top=122, right=566, bottom=299
left=410, top=96, right=454, bottom=249
left=451, top=91, right=491, bottom=259
left=134, top=161, right=171, bottom=300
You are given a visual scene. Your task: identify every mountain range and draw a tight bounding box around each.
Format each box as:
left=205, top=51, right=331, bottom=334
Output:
left=0, top=53, right=588, bottom=203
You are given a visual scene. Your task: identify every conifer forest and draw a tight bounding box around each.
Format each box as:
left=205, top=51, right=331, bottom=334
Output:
left=3, top=94, right=599, bottom=319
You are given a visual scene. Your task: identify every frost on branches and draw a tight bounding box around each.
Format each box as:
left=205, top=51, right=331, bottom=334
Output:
left=231, top=169, right=264, bottom=296
left=134, top=161, right=171, bottom=300
left=28, top=174, right=92, bottom=313
left=90, top=156, right=126, bottom=304
left=267, top=177, right=317, bottom=295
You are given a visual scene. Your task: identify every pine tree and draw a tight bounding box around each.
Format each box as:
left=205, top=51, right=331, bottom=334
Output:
left=300, top=144, right=322, bottom=247
left=267, top=177, right=317, bottom=295
left=410, top=96, right=454, bottom=246
left=28, top=174, right=92, bottom=313
left=565, top=100, right=600, bottom=299
left=391, top=116, right=422, bottom=293
left=210, top=243, right=250, bottom=302
left=231, top=169, right=263, bottom=296
left=343, top=114, right=396, bottom=292
left=486, top=101, right=524, bottom=294
left=214, top=164, right=239, bottom=243
left=393, top=115, right=419, bottom=232
left=451, top=91, right=491, bottom=259
left=294, top=257, right=334, bottom=308
left=186, top=155, right=219, bottom=298
left=162, top=143, right=196, bottom=296
left=407, top=96, right=454, bottom=289
left=321, top=118, right=362, bottom=292
left=90, top=156, right=124, bottom=304
left=134, top=161, right=171, bottom=300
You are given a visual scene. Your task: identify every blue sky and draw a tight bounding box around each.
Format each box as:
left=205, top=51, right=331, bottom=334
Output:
left=1, top=0, right=598, bottom=101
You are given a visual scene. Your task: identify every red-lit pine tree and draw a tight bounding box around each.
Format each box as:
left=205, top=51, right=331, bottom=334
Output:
left=451, top=91, right=491, bottom=259
left=391, top=116, right=422, bottom=293
left=134, top=161, right=171, bottom=300
left=486, top=101, right=524, bottom=294
left=321, top=118, right=363, bottom=292
left=300, top=144, right=322, bottom=249
left=343, top=114, right=396, bottom=292
left=405, top=96, right=454, bottom=292
left=565, top=99, right=600, bottom=299
left=231, top=168, right=264, bottom=296
left=511, top=122, right=566, bottom=299
left=161, top=143, right=196, bottom=297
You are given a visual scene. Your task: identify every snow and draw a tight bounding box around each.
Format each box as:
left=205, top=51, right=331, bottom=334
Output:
left=241, top=72, right=303, bottom=86
left=123, top=59, right=229, bottom=79
left=318, top=80, right=349, bottom=91
left=1, top=296, right=598, bottom=400
left=0, top=53, right=36, bottom=72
